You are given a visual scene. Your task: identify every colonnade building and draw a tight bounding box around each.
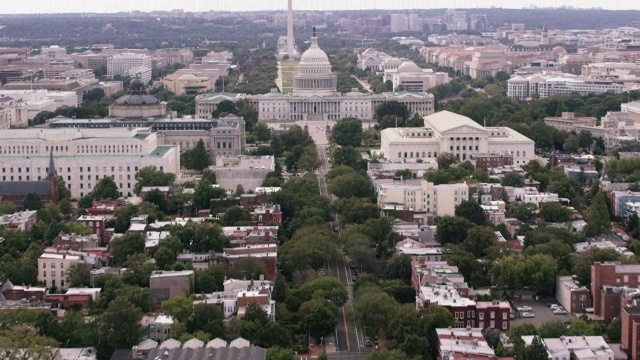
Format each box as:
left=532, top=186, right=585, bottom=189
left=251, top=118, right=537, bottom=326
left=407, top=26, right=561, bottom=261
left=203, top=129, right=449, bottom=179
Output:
left=380, top=111, right=535, bottom=165
left=196, top=34, right=435, bottom=122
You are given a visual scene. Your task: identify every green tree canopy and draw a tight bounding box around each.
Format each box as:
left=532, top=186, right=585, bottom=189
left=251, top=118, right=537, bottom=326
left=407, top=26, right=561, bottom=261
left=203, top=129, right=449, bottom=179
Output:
left=299, top=299, right=339, bottom=339
left=134, top=166, right=176, bottom=195
left=110, top=232, right=145, bottom=265
left=585, top=191, right=611, bottom=236
left=332, top=118, right=363, bottom=147
left=539, top=202, right=572, bottom=223
left=455, top=200, right=486, bottom=225
left=23, top=193, right=43, bottom=211
left=436, top=216, right=473, bottom=245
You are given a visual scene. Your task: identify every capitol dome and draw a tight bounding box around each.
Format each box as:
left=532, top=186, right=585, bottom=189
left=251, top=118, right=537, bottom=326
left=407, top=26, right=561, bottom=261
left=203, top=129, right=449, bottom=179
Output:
left=293, top=31, right=338, bottom=96
left=397, top=61, right=421, bottom=73
left=300, top=41, right=330, bottom=64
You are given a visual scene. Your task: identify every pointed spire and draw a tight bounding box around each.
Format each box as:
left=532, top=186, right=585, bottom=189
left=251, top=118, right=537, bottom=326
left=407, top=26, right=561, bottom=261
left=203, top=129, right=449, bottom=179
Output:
left=313, top=26, right=316, bottom=38
left=48, top=148, right=57, bottom=178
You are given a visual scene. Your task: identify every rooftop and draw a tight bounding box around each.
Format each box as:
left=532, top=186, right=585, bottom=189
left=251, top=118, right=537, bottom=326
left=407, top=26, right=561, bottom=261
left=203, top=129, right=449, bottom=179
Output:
left=419, top=284, right=476, bottom=307
left=150, top=270, right=194, bottom=279
left=424, top=110, right=486, bottom=134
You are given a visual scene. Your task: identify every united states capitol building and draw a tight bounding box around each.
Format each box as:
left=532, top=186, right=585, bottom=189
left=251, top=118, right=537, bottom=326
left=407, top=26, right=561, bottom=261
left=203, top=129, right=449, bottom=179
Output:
left=196, top=33, right=435, bottom=121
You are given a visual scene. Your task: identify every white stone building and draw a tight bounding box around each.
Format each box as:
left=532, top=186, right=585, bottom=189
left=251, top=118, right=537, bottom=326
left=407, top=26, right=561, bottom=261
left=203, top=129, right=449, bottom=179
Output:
left=376, top=179, right=469, bottom=217
left=196, top=33, right=435, bottom=122
left=0, top=128, right=179, bottom=199
left=508, top=72, right=624, bottom=99
left=384, top=61, right=450, bottom=92
left=0, top=89, right=77, bottom=121
left=210, top=156, right=275, bottom=192
left=380, top=111, right=535, bottom=165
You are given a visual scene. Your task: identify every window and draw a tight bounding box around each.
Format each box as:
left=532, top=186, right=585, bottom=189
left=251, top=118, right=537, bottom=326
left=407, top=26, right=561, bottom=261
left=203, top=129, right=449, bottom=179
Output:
left=479, top=313, right=484, bottom=320
left=502, top=312, right=507, bottom=320
left=43, top=271, right=46, bottom=277
left=490, top=311, right=495, bottom=319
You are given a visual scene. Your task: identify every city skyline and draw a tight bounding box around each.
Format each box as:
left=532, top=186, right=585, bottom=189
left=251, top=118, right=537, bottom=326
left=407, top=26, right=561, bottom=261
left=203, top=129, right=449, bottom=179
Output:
left=0, top=0, right=638, bottom=15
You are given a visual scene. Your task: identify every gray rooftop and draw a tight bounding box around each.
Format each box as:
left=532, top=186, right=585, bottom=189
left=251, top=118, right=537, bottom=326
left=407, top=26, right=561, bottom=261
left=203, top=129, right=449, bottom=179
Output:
left=0, top=181, right=53, bottom=197
left=143, top=346, right=266, bottom=360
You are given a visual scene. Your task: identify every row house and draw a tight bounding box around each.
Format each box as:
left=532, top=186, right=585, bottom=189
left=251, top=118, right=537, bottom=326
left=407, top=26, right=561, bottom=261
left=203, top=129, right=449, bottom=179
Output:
left=418, top=284, right=511, bottom=331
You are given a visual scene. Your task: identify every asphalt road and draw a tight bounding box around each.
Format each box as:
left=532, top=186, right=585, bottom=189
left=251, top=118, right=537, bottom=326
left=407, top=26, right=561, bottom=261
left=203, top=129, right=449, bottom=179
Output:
left=315, top=125, right=370, bottom=355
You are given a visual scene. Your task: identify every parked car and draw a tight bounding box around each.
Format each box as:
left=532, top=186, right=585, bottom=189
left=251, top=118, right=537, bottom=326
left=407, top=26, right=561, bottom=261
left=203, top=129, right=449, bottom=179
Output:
left=521, top=312, right=535, bottom=318
left=553, top=309, right=568, bottom=315
left=364, top=337, right=372, bottom=347
left=517, top=306, right=533, bottom=312
left=352, top=275, right=358, bottom=282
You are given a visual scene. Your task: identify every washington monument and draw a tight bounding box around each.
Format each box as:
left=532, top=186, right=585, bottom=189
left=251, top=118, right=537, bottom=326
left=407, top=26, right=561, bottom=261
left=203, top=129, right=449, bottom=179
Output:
left=287, top=0, right=295, bottom=57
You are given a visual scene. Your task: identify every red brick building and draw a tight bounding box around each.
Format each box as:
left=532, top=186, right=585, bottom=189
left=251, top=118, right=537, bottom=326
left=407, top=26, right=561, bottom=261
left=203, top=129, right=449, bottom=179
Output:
left=221, top=244, right=278, bottom=281
left=140, top=186, right=171, bottom=199
left=556, top=276, right=591, bottom=314
left=149, top=270, right=194, bottom=304
left=87, top=200, right=121, bottom=216
left=45, top=288, right=100, bottom=310
left=0, top=280, right=45, bottom=301
left=470, top=153, right=513, bottom=171
left=591, top=262, right=640, bottom=320
left=250, top=205, right=282, bottom=226
left=76, top=215, right=107, bottom=245
left=418, top=284, right=511, bottom=331
left=621, top=306, right=640, bottom=360
left=0, top=150, right=59, bottom=208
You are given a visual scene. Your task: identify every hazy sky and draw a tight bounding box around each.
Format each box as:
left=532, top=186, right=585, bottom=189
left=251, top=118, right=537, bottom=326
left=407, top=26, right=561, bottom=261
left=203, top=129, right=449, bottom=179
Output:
left=1, top=0, right=637, bottom=14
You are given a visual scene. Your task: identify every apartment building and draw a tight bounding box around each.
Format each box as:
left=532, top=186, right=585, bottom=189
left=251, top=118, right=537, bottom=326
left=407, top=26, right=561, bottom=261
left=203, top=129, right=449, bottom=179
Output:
left=591, top=262, right=640, bottom=320
left=37, top=251, right=86, bottom=290
left=376, top=179, right=469, bottom=217
left=556, top=276, right=592, bottom=314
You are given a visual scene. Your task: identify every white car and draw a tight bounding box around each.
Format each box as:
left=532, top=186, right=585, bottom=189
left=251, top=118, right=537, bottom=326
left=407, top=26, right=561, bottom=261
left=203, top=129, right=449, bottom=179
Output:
left=553, top=309, right=568, bottom=315
left=517, top=306, right=533, bottom=312
left=549, top=304, right=562, bottom=309
left=521, top=312, right=535, bottom=318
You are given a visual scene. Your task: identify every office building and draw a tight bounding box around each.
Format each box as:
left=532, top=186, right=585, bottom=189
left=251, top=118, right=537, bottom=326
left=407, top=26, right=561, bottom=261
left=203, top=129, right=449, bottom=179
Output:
left=107, top=53, right=152, bottom=84
left=0, top=127, right=180, bottom=199
left=508, top=73, right=624, bottom=99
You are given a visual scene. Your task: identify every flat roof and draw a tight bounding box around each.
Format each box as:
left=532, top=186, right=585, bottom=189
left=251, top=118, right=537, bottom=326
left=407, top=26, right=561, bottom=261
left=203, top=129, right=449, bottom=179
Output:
left=150, top=270, right=194, bottom=278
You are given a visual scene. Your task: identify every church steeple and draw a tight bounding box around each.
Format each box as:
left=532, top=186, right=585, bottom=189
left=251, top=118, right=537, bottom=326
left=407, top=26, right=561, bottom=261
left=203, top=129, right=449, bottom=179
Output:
left=47, top=148, right=57, bottom=178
